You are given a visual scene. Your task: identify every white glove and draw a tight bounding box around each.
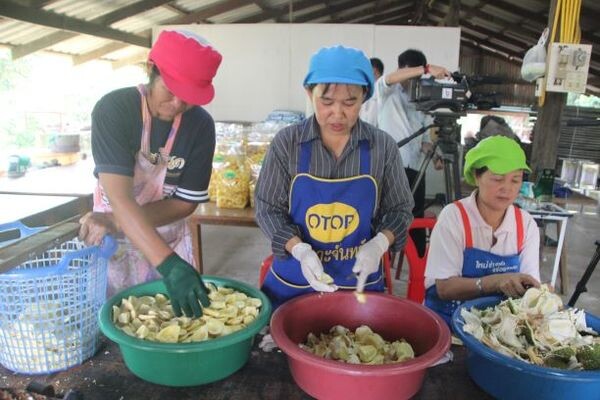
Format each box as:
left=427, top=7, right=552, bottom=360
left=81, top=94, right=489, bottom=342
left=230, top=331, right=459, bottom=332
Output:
left=258, top=333, right=278, bottom=352
left=291, top=242, right=338, bottom=292
left=352, top=232, right=390, bottom=293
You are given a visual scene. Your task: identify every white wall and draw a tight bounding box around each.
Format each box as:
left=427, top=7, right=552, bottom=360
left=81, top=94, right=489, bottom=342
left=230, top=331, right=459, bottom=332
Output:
left=154, top=24, right=461, bottom=198
left=155, top=24, right=460, bottom=120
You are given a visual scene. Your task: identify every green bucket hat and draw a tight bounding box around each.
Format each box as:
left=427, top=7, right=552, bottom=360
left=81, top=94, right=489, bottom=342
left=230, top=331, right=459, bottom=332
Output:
left=463, top=136, right=531, bottom=186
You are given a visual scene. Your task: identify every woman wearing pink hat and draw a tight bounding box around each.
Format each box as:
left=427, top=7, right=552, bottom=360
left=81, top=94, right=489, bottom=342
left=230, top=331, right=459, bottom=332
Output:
left=79, top=30, right=222, bottom=318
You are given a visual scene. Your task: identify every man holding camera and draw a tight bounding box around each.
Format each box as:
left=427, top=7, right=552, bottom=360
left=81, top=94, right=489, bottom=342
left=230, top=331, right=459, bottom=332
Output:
left=375, top=49, right=450, bottom=256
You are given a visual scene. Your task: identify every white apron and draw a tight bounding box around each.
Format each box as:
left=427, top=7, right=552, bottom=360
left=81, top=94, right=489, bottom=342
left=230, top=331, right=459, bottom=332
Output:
left=93, top=85, right=195, bottom=296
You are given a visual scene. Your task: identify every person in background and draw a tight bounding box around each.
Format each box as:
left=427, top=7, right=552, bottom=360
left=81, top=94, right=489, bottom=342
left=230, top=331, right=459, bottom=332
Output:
left=424, top=136, right=541, bottom=326
left=359, top=57, right=384, bottom=126
left=371, top=57, right=384, bottom=80
left=464, top=115, right=522, bottom=157
left=78, top=30, right=222, bottom=318
left=255, top=46, right=414, bottom=309
left=374, top=49, right=450, bottom=256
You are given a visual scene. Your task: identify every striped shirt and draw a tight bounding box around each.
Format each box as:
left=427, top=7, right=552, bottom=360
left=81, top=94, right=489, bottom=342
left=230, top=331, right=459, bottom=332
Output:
left=255, top=116, right=414, bottom=258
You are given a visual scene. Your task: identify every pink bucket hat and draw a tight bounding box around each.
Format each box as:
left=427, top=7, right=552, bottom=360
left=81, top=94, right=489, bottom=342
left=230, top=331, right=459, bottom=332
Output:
left=149, top=30, right=222, bottom=106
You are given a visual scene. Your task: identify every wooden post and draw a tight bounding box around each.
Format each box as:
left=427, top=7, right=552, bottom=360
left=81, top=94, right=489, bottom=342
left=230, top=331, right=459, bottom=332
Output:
left=531, top=93, right=566, bottom=175
left=530, top=0, right=566, bottom=178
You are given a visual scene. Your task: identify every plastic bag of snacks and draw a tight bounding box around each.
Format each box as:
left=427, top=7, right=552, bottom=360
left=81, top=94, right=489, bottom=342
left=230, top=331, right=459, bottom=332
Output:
left=216, top=139, right=249, bottom=209
left=246, top=123, right=279, bottom=207
left=208, top=154, right=224, bottom=202
left=209, top=123, right=245, bottom=204
left=217, top=168, right=249, bottom=209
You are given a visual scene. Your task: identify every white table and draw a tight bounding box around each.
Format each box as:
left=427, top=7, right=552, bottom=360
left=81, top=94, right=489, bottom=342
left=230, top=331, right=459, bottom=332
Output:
left=523, top=202, right=573, bottom=290
left=0, top=159, right=95, bottom=196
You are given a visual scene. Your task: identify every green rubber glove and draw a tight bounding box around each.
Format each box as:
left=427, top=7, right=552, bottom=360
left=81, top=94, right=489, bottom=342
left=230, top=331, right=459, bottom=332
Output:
left=157, top=253, right=210, bottom=318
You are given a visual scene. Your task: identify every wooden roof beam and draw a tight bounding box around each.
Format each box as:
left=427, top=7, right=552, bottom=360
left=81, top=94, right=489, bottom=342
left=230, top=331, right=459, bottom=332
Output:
left=436, top=0, right=544, bottom=36
left=375, top=11, right=413, bottom=25
left=112, top=50, right=149, bottom=70
left=440, top=0, right=460, bottom=27
left=253, top=1, right=275, bottom=12
left=10, top=0, right=171, bottom=60
left=487, top=0, right=598, bottom=36
left=379, top=10, right=430, bottom=26
left=234, top=0, right=322, bottom=23
left=11, top=31, right=75, bottom=59
left=324, top=0, right=342, bottom=23
left=174, top=0, right=255, bottom=24
left=11, top=0, right=60, bottom=7
left=461, top=32, right=523, bottom=61
left=294, top=0, right=367, bottom=23
left=341, top=2, right=413, bottom=24
left=460, top=41, right=525, bottom=76
left=71, top=0, right=247, bottom=66
left=428, top=8, right=531, bottom=51
left=161, top=3, right=188, bottom=15
left=72, top=42, right=128, bottom=65
left=0, top=2, right=149, bottom=48
left=95, top=0, right=174, bottom=26
left=411, top=0, right=429, bottom=25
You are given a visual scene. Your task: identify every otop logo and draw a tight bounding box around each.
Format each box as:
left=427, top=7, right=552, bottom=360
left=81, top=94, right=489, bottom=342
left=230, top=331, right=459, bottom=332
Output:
left=305, top=202, right=360, bottom=243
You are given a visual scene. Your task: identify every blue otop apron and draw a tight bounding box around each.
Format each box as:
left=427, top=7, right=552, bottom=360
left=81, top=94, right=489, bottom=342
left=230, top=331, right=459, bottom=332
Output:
left=261, top=139, right=385, bottom=309
left=425, top=200, right=524, bottom=327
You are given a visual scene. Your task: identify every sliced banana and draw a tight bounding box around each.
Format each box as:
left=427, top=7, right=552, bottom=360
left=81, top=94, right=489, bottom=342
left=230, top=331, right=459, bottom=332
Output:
left=319, top=272, right=334, bottom=284
left=156, top=325, right=181, bottom=343
left=301, top=324, right=415, bottom=365
left=112, top=285, right=262, bottom=343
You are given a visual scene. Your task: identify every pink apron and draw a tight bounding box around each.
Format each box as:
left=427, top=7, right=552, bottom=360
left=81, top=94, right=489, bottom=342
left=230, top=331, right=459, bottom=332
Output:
left=93, top=85, right=196, bottom=296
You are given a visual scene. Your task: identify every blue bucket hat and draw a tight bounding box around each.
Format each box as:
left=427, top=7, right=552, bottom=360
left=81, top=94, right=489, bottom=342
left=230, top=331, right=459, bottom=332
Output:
left=303, top=45, right=375, bottom=102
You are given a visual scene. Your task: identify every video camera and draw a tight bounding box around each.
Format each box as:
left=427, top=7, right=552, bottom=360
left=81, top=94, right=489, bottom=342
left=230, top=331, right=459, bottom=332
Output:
left=400, top=72, right=503, bottom=203
left=407, top=72, right=502, bottom=113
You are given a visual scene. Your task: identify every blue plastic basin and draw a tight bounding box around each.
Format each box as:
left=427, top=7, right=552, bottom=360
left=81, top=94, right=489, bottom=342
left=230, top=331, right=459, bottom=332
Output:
left=452, top=296, right=600, bottom=400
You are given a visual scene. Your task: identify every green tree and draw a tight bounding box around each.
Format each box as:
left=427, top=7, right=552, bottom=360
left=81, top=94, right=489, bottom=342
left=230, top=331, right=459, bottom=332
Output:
left=0, top=54, right=34, bottom=149
left=567, top=92, right=600, bottom=108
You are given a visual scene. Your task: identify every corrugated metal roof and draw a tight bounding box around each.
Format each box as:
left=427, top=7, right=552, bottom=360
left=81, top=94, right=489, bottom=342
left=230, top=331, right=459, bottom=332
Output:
left=208, top=4, right=262, bottom=23
left=0, top=21, right=55, bottom=45
left=50, top=34, right=115, bottom=54
left=0, top=0, right=597, bottom=92
left=176, top=0, right=225, bottom=11
left=111, top=8, right=178, bottom=32
left=43, top=0, right=128, bottom=19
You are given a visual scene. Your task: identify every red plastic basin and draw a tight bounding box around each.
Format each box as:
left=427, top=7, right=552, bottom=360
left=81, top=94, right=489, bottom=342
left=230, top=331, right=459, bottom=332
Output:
left=270, top=291, right=451, bottom=400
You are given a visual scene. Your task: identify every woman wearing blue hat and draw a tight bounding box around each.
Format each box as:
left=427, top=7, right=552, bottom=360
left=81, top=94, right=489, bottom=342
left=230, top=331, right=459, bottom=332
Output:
left=255, top=46, right=415, bottom=308
left=424, top=136, right=541, bottom=326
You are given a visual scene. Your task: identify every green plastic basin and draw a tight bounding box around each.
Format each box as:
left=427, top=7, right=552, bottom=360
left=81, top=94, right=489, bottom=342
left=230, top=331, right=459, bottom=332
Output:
left=98, top=276, right=272, bottom=387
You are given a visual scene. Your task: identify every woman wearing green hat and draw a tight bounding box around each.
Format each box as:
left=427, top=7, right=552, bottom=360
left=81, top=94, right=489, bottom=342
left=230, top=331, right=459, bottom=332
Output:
left=424, top=136, right=541, bottom=326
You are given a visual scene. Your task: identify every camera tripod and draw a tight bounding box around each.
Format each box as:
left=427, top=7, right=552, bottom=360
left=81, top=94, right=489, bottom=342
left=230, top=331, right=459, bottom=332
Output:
left=567, top=240, right=600, bottom=307
left=398, top=112, right=465, bottom=208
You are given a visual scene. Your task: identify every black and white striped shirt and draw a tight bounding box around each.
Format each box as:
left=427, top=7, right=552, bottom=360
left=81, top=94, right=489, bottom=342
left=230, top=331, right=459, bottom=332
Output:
left=255, top=116, right=414, bottom=258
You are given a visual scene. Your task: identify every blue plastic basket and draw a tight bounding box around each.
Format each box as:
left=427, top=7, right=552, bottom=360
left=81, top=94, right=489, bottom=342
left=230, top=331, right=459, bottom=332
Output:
left=0, top=221, right=45, bottom=248
left=452, top=296, right=600, bottom=400
left=0, top=236, right=117, bottom=374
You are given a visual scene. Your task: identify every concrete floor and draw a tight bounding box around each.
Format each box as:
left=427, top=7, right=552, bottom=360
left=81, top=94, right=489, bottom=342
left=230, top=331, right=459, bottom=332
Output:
left=200, top=204, right=600, bottom=316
